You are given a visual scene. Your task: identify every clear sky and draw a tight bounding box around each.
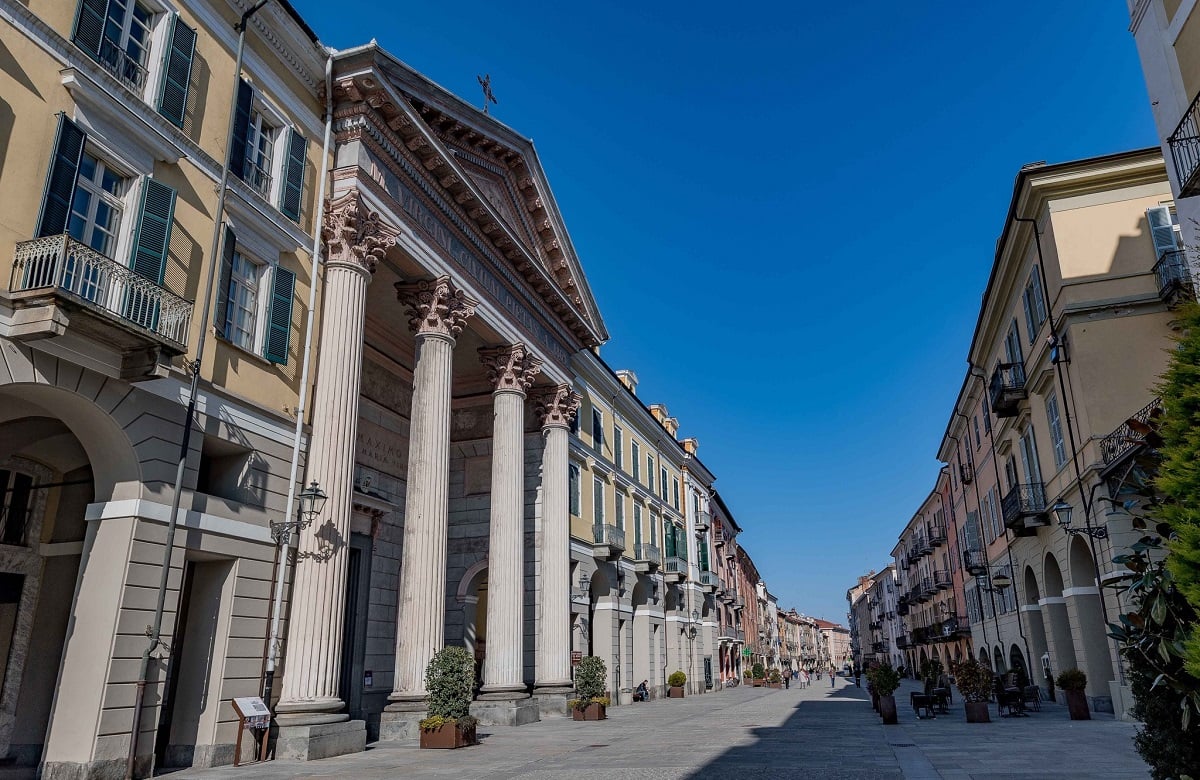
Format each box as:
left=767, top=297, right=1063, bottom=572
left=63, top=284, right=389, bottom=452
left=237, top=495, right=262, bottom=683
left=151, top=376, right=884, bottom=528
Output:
left=290, top=0, right=1159, bottom=623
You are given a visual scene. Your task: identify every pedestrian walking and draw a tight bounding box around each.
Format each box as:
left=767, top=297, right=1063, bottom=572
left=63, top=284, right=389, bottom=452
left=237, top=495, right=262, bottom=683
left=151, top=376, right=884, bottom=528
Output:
left=829, top=666, right=836, bottom=688
left=784, top=668, right=791, bottom=689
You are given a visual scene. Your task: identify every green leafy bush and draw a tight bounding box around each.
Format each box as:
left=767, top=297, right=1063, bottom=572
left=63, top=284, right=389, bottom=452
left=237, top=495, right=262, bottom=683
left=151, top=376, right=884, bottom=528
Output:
left=668, top=670, right=687, bottom=687
left=768, top=669, right=782, bottom=683
left=1055, top=668, right=1087, bottom=692
left=752, top=662, right=766, bottom=680
left=574, top=656, right=608, bottom=708
left=951, top=659, right=993, bottom=703
left=866, top=662, right=901, bottom=696
left=419, top=646, right=477, bottom=730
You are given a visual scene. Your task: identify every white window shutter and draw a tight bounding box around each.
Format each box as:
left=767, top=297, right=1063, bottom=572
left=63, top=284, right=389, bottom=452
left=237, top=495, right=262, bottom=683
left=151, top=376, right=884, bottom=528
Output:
left=1147, top=206, right=1180, bottom=261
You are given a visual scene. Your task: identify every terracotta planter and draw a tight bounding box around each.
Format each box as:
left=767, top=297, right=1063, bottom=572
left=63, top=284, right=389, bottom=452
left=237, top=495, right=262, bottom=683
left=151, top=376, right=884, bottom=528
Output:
left=419, top=721, right=476, bottom=749
left=964, top=701, right=991, bottom=723
left=767, top=682, right=782, bottom=689
left=668, top=686, right=685, bottom=698
left=1064, top=689, right=1091, bottom=720
left=878, top=694, right=898, bottom=725
left=751, top=679, right=763, bottom=687
left=571, top=702, right=607, bottom=721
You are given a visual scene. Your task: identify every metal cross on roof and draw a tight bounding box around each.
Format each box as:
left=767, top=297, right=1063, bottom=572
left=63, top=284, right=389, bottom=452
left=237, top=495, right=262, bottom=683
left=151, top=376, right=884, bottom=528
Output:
left=477, top=74, right=498, bottom=115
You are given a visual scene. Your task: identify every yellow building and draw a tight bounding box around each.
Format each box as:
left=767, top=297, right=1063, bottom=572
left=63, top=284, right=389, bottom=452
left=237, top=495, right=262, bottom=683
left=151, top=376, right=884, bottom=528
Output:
left=0, top=0, right=326, bottom=773
left=938, top=149, right=1184, bottom=718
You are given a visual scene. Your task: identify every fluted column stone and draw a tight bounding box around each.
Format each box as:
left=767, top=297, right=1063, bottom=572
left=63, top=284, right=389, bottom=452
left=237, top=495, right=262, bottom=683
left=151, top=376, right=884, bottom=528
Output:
left=277, top=190, right=398, bottom=726
left=388, top=276, right=477, bottom=707
left=533, top=384, right=581, bottom=697
left=477, top=344, right=542, bottom=696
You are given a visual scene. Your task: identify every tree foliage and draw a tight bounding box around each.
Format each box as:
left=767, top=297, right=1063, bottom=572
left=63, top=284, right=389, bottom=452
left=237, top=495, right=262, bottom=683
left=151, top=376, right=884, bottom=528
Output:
left=423, top=646, right=475, bottom=723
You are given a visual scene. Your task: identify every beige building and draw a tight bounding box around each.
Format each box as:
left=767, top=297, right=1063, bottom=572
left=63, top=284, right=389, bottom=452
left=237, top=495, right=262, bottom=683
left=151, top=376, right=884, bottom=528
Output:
left=937, top=148, right=1184, bottom=717
left=0, top=0, right=327, bottom=774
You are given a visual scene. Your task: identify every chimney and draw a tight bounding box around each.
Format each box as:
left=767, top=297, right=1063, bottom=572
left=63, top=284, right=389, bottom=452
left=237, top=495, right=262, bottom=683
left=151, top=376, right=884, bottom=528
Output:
left=615, top=369, right=638, bottom=395
left=648, top=403, right=668, bottom=423
left=681, top=437, right=699, bottom=455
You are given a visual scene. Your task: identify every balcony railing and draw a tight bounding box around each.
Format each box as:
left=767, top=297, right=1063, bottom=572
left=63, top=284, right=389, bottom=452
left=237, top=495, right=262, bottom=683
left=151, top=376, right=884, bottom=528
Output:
left=871, top=641, right=888, bottom=654
left=591, top=523, right=625, bottom=560
left=989, top=361, right=1028, bottom=417
left=719, top=623, right=737, bottom=639
left=634, top=542, right=661, bottom=571
left=928, top=523, right=947, bottom=547
left=12, top=235, right=192, bottom=347
left=915, top=533, right=931, bottom=556
left=663, top=556, right=687, bottom=582
left=1153, top=249, right=1194, bottom=306
left=1101, top=397, right=1164, bottom=468
left=1001, top=482, right=1048, bottom=531
left=963, top=548, right=987, bottom=577
left=713, top=526, right=725, bottom=547
left=933, top=569, right=952, bottom=590
left=98, top=36, right=148, bottom=94
left=960, top=461, right=974, bottom=484
left=695, top=510, right=711, bottom=533
left=733, top=596, right=745, bottom=610
left=896, top=634, right=912, bottom=649
left=699, top=570, right=719, bottom=591
left=1168, top=91, right=1200, bottom=197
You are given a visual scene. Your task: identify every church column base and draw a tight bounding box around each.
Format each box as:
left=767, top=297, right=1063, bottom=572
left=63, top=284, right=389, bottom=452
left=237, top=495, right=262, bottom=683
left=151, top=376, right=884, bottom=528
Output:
left=469, top=692, right=540, bottom=726
left=274, top=720, right=366, bottom=761
left=379, top=701, right=426, bottom=742
left=533, top=686, right=574, bottom=718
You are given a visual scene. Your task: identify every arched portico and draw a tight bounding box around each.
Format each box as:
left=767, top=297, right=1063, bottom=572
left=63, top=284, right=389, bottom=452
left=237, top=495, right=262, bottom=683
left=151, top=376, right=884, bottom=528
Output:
left=1043, top=553, right=1077, bottom=675
left=1068, top=537, right=1114, bottom=703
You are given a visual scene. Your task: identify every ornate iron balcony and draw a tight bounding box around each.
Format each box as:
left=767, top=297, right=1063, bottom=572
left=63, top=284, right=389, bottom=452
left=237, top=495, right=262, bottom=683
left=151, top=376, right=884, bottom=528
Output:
left=98, top=37, right=148, bottom=94
left=1169, top=91, right=1200, bottom=197
left=933, top=569, right=952, bottom=590
left=1101, top=397, right=1164, bottom=468
left=11, top=234, right=192, bottom=348
left=1001, top=482, right=1048, bottom=532
left=1153, top=249, right=1194, bottom=306
left=960, top=461, right=974, bottom=484
left=963, top=548, right=987, bottom=577
left=928, top=523, right=947, bottom=547
left=989, top=362, right=1028, bottom=417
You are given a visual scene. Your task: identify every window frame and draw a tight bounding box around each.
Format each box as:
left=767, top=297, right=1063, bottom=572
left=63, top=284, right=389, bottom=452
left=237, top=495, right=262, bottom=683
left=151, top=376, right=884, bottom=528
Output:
left=68, top=149, right=131, bottom=259
left=591, top=407, right=604, bottom=451
left=613, top=425, right=623, bottom=470
left=592, top=475, right=604, bottom=526
left=225, top=248, right=267, bottom=353
left=631, top=440, right=640, bottom=480
left=568, top=463, right=581, bottom=517
left=1046, top=391, right=1067, bottom=469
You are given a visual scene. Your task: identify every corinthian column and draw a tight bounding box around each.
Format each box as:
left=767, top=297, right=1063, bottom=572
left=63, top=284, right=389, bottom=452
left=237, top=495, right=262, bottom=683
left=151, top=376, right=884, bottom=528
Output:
left=277, top=190, right=398, bottom=726
left=532, top=385, right=581, bottom=704
left=388, top=276, right=477, bottom=709
left=478, top=344, right=542, bottom=698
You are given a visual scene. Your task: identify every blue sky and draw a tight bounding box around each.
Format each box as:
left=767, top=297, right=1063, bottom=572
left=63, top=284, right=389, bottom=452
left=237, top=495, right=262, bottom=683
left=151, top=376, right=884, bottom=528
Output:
left=291, top=0, right=1159, bottom=622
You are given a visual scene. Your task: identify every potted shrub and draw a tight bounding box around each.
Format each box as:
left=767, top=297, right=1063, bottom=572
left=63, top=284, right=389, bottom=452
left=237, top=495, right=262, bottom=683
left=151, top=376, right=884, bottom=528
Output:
left=418, top=646, right=478, bottom=749
left=867, top=663, right=902, bottom=724
left=751, top=662, right=766, bottom=687
left=952, top=659, right=993, bottom=723
left=1056, top=669, right=1090, bottom=720
left=569, top=656, right=610, bottom=721
left=767, top=669, right=783, bottom=689
left=668, top=670, right=687, bottom=698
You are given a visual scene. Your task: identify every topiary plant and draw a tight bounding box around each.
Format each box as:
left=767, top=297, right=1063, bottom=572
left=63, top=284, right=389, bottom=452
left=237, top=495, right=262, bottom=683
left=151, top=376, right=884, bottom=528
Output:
left=752, top=662, right=766, bottom=679
left=420, top=646, right=477, bottom=731
left=1056, top=668, right=1087, bottom=692
left=668, top=670, right=687, bottom=687
left=951, top=658, right=993, bottom=703
left=768, top=669, right=782, bottom=683
left=574, top=656, right=607, bottom=708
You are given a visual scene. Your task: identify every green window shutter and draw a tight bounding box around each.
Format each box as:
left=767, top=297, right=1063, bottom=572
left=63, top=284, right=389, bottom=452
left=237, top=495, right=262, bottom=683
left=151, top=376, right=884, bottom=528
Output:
left=279, top=128, right=307, bottom=221
left=1146, top=206, right=1180, bottom=261
left=228, top=79, right=253, bottom=180
left=699, top=537, right=709, bottom=570
left=36, top=114, right=87, bottom=237
left=158, top=15, right=196, bottom=129
left=129, top=178, right=176, bottom=283
left=72, top=0, right=108, bottom=60
left=213, top=227, right=236, bottom=338
left=264, top=265, right=295, bottom=364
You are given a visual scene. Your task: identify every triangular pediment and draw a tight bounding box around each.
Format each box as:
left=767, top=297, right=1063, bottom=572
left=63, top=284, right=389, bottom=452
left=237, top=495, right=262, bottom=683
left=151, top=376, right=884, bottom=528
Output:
left=331, top=47, right=608, bottom=349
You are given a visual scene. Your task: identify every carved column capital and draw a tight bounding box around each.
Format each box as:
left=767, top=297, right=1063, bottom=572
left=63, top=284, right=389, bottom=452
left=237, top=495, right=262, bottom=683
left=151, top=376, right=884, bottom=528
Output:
left=322, top=189, right=400, bottom=275
left=533, top=383, right=581, bottom=430
left=395, top=275, right=479, bottom=338
left=479, top=343, right=543, bottom=394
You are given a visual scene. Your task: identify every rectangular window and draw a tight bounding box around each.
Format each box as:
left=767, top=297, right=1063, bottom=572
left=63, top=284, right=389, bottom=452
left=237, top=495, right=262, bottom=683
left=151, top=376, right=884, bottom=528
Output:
left=981, top=399, right=991, bottom=434
left=569, top=464, right=580, bottom=516
left=1019, top=427, right=1042, bottom=484
left=592, top=408, right=604, bottom=450
left=1004, top=319, right=1023, bottom=366
left=570, top=408, right=580, bottom=435
left=1147, top=205, right=1181, bottom=261
left=660, top=466, right=668, bottom=501
left=650, top=510, right=659, bottom=548
left=990, top=488, right=1002, bottom=540
left=226, top=251, right=262, bottom=351
left=244, top=104, right=278, bottom=199
left=1046, top=391, right=1067, bottom=468
left=68, top=151, right=127, bottom=257
left=593, top=476, right=604, bottom=525
left=634, top=503, right=643, bottom=546
left=973, top=416, right=981, bottom=448
left=613, top=426, right=623, bottom=470
left=672, top=477, right=680, bottom=509
left=615, top=493, right=625, bottom=533
left=74, top=0, right=156, bottom=94
left=631, top=441, right=640, bottom=480
left=647, top=455, right=655, bottom=492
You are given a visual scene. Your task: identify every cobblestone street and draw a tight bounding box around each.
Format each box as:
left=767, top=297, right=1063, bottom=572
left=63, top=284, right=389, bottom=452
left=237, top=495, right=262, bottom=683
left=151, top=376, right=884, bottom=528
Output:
left=167, top=677, right=1150, bottom=780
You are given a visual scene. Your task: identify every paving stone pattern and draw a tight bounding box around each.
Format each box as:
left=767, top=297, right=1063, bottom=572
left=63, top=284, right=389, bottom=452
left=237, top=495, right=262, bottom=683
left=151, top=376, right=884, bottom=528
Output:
left=167, top=677, right=1150, bottom=779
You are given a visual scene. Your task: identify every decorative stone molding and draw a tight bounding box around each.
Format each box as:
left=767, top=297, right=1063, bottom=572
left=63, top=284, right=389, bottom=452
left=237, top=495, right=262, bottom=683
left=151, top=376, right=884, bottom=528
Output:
left=395, top=275, right=479, bottom=337
left=533, top=384, right=581, bottom=429
left=479, top=343, right=543, bottom=394
left=322, top=190, right=400, bottom=274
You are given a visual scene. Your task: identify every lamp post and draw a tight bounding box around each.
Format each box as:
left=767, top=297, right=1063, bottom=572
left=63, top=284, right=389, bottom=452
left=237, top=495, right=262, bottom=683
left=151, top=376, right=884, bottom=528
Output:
left=1051, top=500, right=1108, bottom=540
left=262, top=481, right=327, bottom=710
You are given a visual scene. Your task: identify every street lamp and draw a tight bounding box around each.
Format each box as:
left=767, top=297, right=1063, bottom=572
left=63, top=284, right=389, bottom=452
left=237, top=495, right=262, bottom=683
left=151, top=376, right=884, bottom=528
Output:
left=1052, top=500, right=1108, bottom=539
left=271, top=481, right=328, bottom=543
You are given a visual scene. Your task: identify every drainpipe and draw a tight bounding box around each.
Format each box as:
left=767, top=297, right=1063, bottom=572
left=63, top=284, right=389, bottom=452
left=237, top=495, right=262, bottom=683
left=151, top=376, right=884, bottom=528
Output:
left=261, top=45, right=335, bottom=726
left=126, top=4, right=268, bottom=778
